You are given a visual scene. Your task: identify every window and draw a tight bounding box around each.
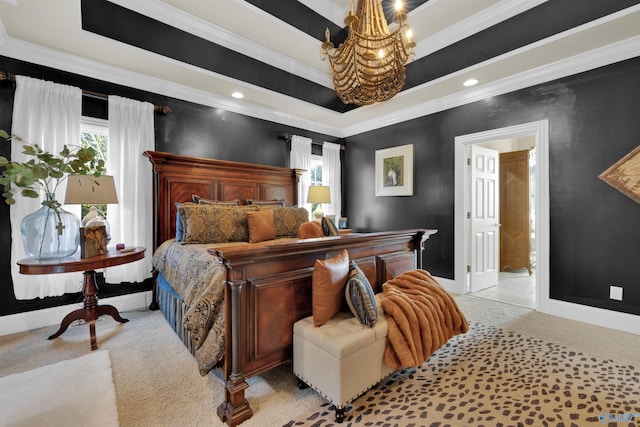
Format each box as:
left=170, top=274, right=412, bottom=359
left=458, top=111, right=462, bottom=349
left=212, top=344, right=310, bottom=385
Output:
left=309, top=155, right=323, bottom=212
left=309, top=155, right=323, bottom=185
left=80, top=117, right=109, bottom=219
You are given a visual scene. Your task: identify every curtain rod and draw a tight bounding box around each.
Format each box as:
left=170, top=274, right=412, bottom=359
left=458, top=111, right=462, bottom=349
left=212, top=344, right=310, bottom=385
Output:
left=0, top=71, right=172, bottom=114
left=279, top=132, right=345, bottom=150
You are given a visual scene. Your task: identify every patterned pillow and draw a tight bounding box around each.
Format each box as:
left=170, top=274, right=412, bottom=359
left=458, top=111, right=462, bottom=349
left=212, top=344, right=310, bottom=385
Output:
left=247, top=199, right=286, bottom=207
left=321, top=216, right=339, bottom=236
left=178, top=204, right=258, bottom=244
left=345, top=260, right=378, bottom=327
left=247, top=209, right=276, bottom=243
left=257, top=206, right=309, bottom=238
left=192, top=194, right=239, bottom=206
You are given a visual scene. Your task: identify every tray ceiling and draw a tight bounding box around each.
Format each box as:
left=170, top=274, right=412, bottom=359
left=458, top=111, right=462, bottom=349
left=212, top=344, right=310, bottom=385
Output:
left=1, top=0, right=639, bottom=137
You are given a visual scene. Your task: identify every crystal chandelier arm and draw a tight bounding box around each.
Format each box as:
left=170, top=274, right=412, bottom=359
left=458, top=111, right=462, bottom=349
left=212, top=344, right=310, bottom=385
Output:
left=322, top=28, right=335, bottom=59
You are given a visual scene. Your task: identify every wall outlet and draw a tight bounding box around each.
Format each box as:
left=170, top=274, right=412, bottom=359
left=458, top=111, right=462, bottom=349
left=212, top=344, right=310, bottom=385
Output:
left=609, top=285, right=623, bottom=301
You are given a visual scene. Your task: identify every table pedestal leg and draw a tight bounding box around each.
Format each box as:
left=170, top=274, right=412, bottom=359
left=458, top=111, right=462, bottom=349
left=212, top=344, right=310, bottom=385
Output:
left=48, top=269, right=129, bottom=350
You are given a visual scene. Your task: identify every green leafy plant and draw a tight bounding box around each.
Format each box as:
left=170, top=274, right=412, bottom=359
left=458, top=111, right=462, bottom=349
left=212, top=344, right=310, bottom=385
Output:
left=0, top=130, right=106, bottom=206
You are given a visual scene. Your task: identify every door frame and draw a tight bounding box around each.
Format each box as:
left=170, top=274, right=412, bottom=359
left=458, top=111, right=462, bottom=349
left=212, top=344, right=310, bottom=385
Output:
left=454, top=120, right=549, bottom=312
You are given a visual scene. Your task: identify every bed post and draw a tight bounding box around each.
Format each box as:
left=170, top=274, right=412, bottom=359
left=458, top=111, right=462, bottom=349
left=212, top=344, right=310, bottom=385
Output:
left=144, top=151, right=161, bottom=311
left=217, top=274, right=253, bottom=426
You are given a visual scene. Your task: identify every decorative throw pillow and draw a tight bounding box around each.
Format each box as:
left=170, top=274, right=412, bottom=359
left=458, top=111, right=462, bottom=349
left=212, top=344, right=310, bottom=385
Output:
left=321, top=216, right=340, bottom=236
left=247, top=209, right=276, bottom=243
left=174, top=201, right=198, bottom=242
left=345, top=260, right=378, bottom=327
left=247, top=199, right=285, bottom=207
left=175, top=202, right=184, bottom=242
left=192, top=194, right=239, bottom=206
left=178, top=204, right=258, bottom=244
left=257, top=206, right=309, bottom=238
left=312, top=249, right=349, bottom=327
left=298, top=221, right=324, bottom=239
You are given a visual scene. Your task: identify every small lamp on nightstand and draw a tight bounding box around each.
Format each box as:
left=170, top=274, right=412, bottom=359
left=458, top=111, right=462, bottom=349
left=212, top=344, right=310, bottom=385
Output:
left=65, top=174, right=118, bottom=243
left=307, top=185, right=331, bottom=221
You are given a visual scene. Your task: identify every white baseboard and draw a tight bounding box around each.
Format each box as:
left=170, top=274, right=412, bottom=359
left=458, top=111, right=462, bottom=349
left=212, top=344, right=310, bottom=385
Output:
left=542, top=298, right=640, bottom=336
left=434, top=276, right=457, bottom=294
left=435, top=275, right=639, bottom=336
left=0, top=291, right=153, bottom=337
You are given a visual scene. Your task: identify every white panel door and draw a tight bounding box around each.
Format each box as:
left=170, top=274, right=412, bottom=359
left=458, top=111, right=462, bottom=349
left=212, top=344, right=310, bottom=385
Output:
left=469, top=145, right=500, bottom=292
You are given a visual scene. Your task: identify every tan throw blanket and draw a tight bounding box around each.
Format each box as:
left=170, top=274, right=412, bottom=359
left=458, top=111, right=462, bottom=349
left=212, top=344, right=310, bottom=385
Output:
left=381, top=269, right=469, bottom=370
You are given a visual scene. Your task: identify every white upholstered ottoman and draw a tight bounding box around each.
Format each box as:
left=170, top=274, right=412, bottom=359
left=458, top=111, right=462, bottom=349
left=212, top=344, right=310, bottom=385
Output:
left=293, top=298, right=392, bottom=422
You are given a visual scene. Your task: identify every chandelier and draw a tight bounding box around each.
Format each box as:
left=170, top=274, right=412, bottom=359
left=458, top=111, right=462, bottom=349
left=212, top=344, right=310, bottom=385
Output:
left=322, top=0, right=415, bottom=106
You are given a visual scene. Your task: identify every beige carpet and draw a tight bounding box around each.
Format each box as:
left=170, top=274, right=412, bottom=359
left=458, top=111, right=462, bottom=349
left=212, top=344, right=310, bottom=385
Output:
left=0, top=350, right=118, bottom=427
left=0, top=295, right=639, bottom=426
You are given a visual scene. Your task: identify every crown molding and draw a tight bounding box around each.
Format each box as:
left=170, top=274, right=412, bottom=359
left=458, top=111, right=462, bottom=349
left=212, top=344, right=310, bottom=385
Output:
left=1, top=12, right=639, bottom=140
left=342, top=33, right=640, bottom=137
left=0, top=36, right=343, bottom=137
left=3, top=31, right=638, bottom=139
left=0, top=16, right=6, bottom=41
left=297, top=0, right=346, bottom=27
left=415, top=0, right=547, bottom=60
left=109, top=0, right=333, bottom=89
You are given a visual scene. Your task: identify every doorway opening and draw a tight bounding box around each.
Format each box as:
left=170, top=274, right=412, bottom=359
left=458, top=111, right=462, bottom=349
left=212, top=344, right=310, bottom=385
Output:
left=454, top=120, right=549, bottom=312
left=471, top=140, right=536, bottom=308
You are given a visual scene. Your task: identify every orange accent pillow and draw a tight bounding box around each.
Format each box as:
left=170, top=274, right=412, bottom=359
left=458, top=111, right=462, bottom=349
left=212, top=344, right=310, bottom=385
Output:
left=247, top=209, right=275, bottom=243
left=298, top=221, right=324, bottom=239
left=312, top=249, right=349, bottom=327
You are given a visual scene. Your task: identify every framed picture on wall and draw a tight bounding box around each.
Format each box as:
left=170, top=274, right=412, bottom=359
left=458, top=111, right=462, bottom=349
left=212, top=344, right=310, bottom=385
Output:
left=598, top=144, right=640, bottom=204
left=375, top=144, right=414, bottom=196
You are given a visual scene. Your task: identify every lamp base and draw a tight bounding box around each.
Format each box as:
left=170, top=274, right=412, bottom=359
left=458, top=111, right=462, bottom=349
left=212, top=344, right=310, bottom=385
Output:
left=82, top=205, right=101, bottom=226
left=312, top=207, right=324, bottom=222
left=83, top=206, right=111, bottom=244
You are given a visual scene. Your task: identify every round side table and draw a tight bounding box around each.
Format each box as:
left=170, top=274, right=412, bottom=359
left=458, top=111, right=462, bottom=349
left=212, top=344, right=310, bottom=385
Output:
left=17, top=247, right=146, bottom=350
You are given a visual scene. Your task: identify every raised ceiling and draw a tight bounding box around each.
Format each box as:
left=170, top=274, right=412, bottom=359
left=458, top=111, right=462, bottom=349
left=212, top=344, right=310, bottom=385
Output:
left=1, top=0, right=639, bottom=137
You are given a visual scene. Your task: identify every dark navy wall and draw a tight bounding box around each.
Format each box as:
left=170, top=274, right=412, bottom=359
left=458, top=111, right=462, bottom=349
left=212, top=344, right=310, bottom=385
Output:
left=1, top=54, right=639, bottom=318
left=0, top=55, right=340, bottom=316
left=344, top=56, right=640, bottom=316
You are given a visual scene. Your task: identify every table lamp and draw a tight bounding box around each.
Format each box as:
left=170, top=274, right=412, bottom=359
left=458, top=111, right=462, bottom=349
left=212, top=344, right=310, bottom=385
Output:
left=65, top=174, right=118, bottom=243
left=307, top=185, right=331, bottom=221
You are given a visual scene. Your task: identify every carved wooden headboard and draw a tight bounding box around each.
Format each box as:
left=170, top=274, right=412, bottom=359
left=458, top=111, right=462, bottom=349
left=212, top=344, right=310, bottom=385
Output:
left=144, top=151, right=302, bottom=249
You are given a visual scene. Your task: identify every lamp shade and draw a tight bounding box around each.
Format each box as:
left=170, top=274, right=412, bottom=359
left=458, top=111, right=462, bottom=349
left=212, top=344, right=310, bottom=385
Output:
left=307, top=185, right=331, bottom=204
left=64, top=175, right=118, bottom=205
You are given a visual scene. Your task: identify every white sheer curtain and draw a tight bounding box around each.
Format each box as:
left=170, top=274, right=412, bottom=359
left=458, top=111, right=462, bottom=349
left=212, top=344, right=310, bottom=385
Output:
left=322, top=142, right=342, bottom=219
left=104, top=95, right=154, bottom=283
left=10, top=76, right=84, bottom=299
left=289, top=135, right=312, bottom=215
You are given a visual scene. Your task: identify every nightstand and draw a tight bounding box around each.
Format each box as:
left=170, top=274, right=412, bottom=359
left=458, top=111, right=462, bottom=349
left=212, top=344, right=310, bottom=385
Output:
left=17, top=247, right=146, bottom=350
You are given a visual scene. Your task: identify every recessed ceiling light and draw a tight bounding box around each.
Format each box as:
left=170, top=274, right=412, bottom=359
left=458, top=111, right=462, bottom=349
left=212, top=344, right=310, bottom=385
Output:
left=463, top=79, right=478, bottom=87
left=231, top=91, right=244, bottom=99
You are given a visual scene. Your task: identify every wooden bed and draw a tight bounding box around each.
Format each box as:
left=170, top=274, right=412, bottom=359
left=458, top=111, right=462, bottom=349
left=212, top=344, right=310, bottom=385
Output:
left=144, top=150, right=434, bottom=426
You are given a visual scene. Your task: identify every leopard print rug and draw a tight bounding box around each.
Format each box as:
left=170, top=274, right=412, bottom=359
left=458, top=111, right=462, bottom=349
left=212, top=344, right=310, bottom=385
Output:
left=284, top=322, right=640, bottom=427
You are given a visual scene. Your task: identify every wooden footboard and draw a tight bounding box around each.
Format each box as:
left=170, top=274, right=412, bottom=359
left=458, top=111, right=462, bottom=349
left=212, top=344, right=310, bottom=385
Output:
left=214, top=229, right=435, bottom=426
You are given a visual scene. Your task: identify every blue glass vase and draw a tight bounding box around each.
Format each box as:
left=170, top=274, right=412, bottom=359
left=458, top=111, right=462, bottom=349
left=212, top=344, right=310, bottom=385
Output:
left=20, top=194, right=80, bottom=259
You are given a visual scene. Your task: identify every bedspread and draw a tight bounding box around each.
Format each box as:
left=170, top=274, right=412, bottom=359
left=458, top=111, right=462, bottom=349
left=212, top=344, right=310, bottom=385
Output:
left=152, top=240, right=232, bottom=375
